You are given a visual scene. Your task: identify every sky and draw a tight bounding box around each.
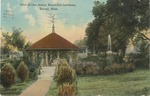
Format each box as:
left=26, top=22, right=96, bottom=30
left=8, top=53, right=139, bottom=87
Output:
left=1, top=0, right=106, bottom=43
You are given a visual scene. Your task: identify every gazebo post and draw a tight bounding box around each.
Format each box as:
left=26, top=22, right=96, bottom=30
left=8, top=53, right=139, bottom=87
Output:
left=41, top=52, right=44, bottom=66
left=32, top=51, right=35, bottom=63
left=75, top=51, right=79, bottom=61
left=56, top=51, right=60, bottom=65
left=57, top=51, right=60, bottom=59
left=27, top=51, right=32, bottom=62
left=45, top=51, right=48, bottom=66
left=47, top=51, right=49, bottom=66
left=69, top=51, right=72, bottom=63
left=85, top=47, right=88, bottom=57
left=35, top=51, right=37, bottom=63
left=50, top=51, right=53, bottom=65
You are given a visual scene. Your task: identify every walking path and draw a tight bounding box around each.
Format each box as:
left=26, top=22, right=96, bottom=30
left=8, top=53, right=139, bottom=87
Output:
left=20, top=66, right=55, bottom=96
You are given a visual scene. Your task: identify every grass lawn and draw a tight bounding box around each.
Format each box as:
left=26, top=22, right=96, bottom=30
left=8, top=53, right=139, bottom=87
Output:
left=47, top=69, right=150, bottom=96
left=0, top=79, right=36, bottom=95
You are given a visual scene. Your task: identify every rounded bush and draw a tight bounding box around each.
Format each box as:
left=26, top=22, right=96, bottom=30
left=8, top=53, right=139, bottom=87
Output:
left=1, top=63, right=16, bottom=88
left=17, top=61, right=29, bottom=82
left=56, top=60, right=76, bottom=86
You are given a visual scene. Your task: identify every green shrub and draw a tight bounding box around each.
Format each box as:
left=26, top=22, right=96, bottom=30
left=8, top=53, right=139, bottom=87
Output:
left=1, top=63, right=16, bottom=88
left=80, top=56, right=99, bottom=62
left=86, top=65, right=99, bottom=75
left=74, top=58, right=135, bottom=75
left=104, top=66, right=112, bottom=75
left=75, top=65, right=84, bottom=75
left=125, top=63, right=135, bottom=72
left=17, top=61, right=29, bottom=82
left=119, top=64, right=126, bottom=73
left=111, top=64, right=121, bottom=74
left=104, top=63, right=135, bottom=75
left=125, top=53, right=149, bottom=69
left=74, top=61, right=101, bottom=75
left=29, top=67, right=38, bottom=80
left=11, top=60, right=21, bottom=69
left=58, top=83, right=76, bottom=96
left=99, top=67, right=104, bottom=75
left=55, top=60, right=76, bottom=86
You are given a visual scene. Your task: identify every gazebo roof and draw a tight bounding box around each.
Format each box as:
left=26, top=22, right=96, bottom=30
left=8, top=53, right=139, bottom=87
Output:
left=27, top=32, right=79, bottom=51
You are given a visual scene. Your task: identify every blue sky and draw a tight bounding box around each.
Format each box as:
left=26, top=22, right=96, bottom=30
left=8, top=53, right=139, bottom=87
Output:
left=1, top=0, right=106, bottom=43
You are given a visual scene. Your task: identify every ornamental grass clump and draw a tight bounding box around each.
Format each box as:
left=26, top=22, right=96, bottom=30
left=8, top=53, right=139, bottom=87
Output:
left=58, top=83, right=76, bottom=96
left=17, top=61, right=29, bottom=82
left=1, top=63, right=16, bottom=88
left=55, top=60, right=76, bottom=86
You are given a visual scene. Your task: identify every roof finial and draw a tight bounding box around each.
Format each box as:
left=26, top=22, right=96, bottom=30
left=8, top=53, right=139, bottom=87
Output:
left=51, top=15, right=55, bottom=33
left=52, top=23, right=55, bottom=33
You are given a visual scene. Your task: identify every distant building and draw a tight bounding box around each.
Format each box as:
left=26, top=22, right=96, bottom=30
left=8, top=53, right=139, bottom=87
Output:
left=78, top=45, right=88, bottom=58
left=9, top=51, right=23, bottom=59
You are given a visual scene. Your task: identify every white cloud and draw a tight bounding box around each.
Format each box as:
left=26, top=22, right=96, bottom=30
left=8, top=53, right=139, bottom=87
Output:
left=21, top=6, right=28, bottom=12
left=25, top=14, right=36, bottom=26
left=34, top=7, right=50, bottom=32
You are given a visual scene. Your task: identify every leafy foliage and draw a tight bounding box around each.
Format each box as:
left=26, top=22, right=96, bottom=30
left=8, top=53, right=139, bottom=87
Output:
left=1, top=63, right=16, bottom=88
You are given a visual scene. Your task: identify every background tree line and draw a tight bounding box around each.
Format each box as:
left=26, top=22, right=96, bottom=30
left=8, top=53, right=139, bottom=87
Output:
left=85, top=0, right=149, bottom=63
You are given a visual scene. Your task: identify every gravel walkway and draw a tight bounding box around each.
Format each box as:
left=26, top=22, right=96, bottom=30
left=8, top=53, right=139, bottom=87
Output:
left=20, top=66, right=55, bottom=96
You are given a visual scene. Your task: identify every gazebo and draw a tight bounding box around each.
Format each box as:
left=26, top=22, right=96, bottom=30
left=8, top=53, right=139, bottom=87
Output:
left=26, top=24, right=79, bottom=66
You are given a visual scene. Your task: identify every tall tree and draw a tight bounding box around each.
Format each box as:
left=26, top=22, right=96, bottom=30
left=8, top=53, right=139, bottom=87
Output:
left=85, top=1, right=106, bottom=54
left=2, top=27, right=29, bottom=54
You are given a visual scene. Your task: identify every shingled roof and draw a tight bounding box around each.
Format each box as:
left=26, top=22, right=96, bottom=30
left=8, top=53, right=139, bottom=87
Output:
left=27, top=32, right=79, bottom=51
